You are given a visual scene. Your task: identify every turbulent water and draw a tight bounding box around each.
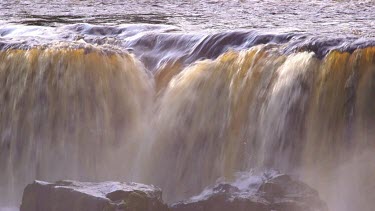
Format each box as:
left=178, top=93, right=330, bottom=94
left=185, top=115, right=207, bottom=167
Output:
left=1, top=0, right=375, bottom=36
left=0, top=1, right=375, bottom=211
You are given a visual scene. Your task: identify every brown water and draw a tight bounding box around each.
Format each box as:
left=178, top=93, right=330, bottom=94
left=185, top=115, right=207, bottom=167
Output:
left=0, top=1, right=375, bottom=211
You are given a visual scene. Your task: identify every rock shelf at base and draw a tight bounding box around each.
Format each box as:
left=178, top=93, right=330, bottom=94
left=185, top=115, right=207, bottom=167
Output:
left=20, top=172, right=328, bottom=211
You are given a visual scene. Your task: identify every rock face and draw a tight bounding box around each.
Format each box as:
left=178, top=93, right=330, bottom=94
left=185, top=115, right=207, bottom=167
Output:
left=20, top=172, right=328, bottom=211
left=20, top=180, right=169, bottom=211
left=171, top=173, right=328, bottom=211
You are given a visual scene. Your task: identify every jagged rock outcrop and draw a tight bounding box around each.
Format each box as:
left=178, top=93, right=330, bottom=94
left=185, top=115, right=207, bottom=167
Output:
left=20, top=180, right=169, bottom=211
left=171, top=173, right=328, bottom=211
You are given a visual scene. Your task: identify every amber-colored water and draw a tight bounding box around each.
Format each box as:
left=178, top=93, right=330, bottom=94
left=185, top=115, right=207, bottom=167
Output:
left=0, top=45, right=154, bottom=205
left=1, top=1, right=375, bottom=211
left=144, top=46, right=375, bottom=211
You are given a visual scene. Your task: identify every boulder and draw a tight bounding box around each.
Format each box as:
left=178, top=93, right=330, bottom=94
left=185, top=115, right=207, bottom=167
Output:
left=259, top=174, right=327, bottom=211
left=20, top=180, right=169, bottom=211
left=19, top=172, right=328, bottom=211
left=171, top=172, right=328, bottom=211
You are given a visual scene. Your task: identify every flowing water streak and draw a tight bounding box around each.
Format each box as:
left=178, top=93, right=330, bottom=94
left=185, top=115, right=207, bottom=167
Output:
left=0, top=40, right=374, bottom=211
left=302, top=47, right=375, bottom=211
left=0, top=45, right=154, bottom=205
left=143, top=45, right=375, bottom=211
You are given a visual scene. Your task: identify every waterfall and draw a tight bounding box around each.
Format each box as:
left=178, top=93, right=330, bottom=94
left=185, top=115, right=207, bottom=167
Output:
left=0, top=45, right=154, bottom=204
left=143, top=46, right=375, bottom=211
left=0, top=28, right=374, bottom=211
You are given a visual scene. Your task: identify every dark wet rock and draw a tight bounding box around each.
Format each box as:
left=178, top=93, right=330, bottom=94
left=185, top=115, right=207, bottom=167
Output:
left=20, top=180, right=169, bottom=211
left=171, top=173, right=328, bottom=211
left=19, top=173, right=328, bottom=211
left=259, top=174, right=328, bottom=211
left=172, top=197, right=269, bottom=211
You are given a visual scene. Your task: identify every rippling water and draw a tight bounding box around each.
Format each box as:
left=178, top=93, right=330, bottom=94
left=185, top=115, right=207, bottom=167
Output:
left=1, top=0, right=375, bottom=36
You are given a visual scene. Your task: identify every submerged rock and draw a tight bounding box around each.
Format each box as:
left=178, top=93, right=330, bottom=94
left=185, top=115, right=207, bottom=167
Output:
left=20, top=180, right=169, bottom=211
left=171, top=172, right=328, bottom=211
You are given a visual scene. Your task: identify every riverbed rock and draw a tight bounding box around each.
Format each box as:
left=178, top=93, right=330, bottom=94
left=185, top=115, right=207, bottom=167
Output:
left=171, top=173, right=328, bottom=211
left=20, top=180, right=169, bottom=211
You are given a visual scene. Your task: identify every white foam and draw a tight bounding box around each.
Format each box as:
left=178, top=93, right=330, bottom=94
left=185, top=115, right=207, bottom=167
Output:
left=189, top=170, right=280, bottom=202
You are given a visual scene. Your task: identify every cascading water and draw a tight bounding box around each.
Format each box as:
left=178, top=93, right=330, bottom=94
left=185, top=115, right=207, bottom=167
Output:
left=1, top=1, right=375, bottom=211
left=142, top=46, right=375, bottom=211
left=0, top=45, right=154, bottom=205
